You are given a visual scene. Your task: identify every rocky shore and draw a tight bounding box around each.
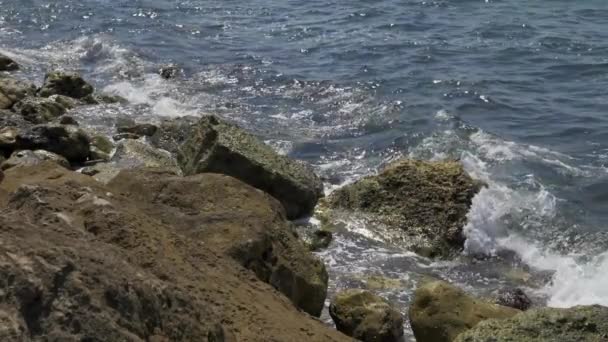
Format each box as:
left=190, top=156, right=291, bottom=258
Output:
left=1, top=54, right=607, bottom=341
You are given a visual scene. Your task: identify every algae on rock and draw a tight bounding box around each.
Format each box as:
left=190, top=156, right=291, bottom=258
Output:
left=328, top=159, right=483, bottom=258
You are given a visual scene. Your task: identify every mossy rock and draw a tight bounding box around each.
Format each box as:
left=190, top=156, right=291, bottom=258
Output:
left=178, top=115, right=323, bottom=219
left=12, top=96, right=67, bottom=124
left=330, top=289, right=404, bottom=342
left=0, top=77, right=36, bottom=109
left=38, top=71, right=94, bottom=99
left=409, top=280, right=520, bottom=342
left=328, top=159, right=483, bottom=258
left=455, top=305, right=608, bottom=342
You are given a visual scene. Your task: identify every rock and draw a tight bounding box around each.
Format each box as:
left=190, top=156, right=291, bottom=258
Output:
left=328, top=159, right=483, bottom=258
left=91, top=134, right=114, bottom=154
left=113, top=132, right=141, bottom=141
left=0, top=77, right=37, bottom=109
left=108, top=168, right=329, bottom=317
left=1, top=149, right=69, bottom=170
left=494, top=288, right=532, bottom=311
left=15, top=124, right=91, bottom=162
left=57, top=115, right=79, bottom=126
left=308, top=229, right=333, bottom=251
left=409, top=280, right=520, bottom=342
left=159, top=64, right=181, bottom=79
left=117, top=122, right=158, bottom=137
left=455, top=305, right=608, bottom=342
left=38, top=71, right=94, bottom=99
left=112, top=139, right=181, bottom=174
left=179, top=115, right=324, bottom=219
left=329, top=289, right=404, bottom=342
left=0, top=126, right=20, bottom=152
left=12, top=96, right=67, bottom=124
left=80, top=162, right=122, bottom=184
left=49, top=94, right=82, bottom=109
left=0, top=162, right=350, bottom=341
left=0, top=53, right=19, bottom=71
left=82, top=92, right=127, bottom=105
left=150, top=116, right=198, bottom=154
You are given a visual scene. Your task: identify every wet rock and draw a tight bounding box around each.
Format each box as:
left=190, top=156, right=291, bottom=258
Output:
left=329, top=289, right=404, bottom=342
left=57, top=115, right=79, bottom=126
left=108, top=168, right=329, bottom=317
left=409, top=280, right=520, bottom=342
left=0, top=126, right=20, bottom=153
left=455, top=305, right=608, bottom=342
left=15, top=124, right=91, bottom=162
left=494, top=288, right=532, bottom=311
left=0, top=77, right=37, bottom=109
left=0, top=53, right=19, bottom=71
left=179, top=115, right=324, bottom=219
left=113, top=132, right=141, bottom=141
left=328, top=159, right=483, bottom=258
left=38, top=71, right=94, bottom=99
left=91, top=134, right=114, bottom=154
left=112, top=139, right=181, bottom=175
left=82, top=92, right=127, bottom=105
left=150, top=116, right=198, bottom=154
left=0, top=162, right=350, bottom=341
left=117, top=122, right=158, bottom=137
left=12, top=96, right=67, bottom=124
left=308, top=229, right=333, bottom=251
left=1, top=149, right=69, bottom=170
left=159, top=64, right=181, bottom=79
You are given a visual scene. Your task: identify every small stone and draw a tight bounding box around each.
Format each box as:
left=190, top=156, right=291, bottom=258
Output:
left=117, top=123, right=158, bottom=137
left=0, top=53, right=19, bottom=71
left=159, top=64, right=180, bottom=79
left=38, top=71, right=94, bottom=99
left=495, top=288, right=532, bottom=311
left=329, top=289, right=404, bottom=342
left=113, top=132, right=141, bottom=141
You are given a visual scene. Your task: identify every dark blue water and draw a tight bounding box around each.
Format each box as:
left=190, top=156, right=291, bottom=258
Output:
left=3, top=0, right=608, bottom=339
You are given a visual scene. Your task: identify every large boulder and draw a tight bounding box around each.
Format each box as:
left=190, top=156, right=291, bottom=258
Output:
left=178, top=115, right=324, bottom=219
left=455, top=305, right=608, bottom=342
left=15, top=124, right=90, bottom=162
left=38, top=71, right=94, bottom=99
left=328, top=159, right=483, bottom=258
left=12, top=96, right=67, bottom=123
left=0, top=77, right=36, bottom=109
left=0, top=53, right=19, bottom=71
left=409, top=280, right=520, bottom=342
left=0, top=162, right=349, bottom=341
left=329, top=289, right=404, bottom=342
left=112, top=139, right=181, bottom=173
left=108, top=168, right=329, bottom=317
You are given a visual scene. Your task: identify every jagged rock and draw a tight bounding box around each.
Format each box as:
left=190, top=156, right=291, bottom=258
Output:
left=49, top=94, right=82, bottom=109
left=150, top=116, right=198, bottom=154
left=117, top=122, right=158, bottom=137
left=113, top=132, right=141, bottom=141
left=0, top=53, right=19, bottom=71
left=455, top=305, right=608, bottom=342
left=38, top=71, right=94, bottom=99
left=0, top=77, right=36, bottom=109
left=159, top=64, right=181, bottom=79
left=308, top=229, right=333, bottom=251
left=1, top=149, right=69, bottom=170
left=328, top=159, right=483, bottom=258
left=409, top=280, right=520, bottom=342
left=178, top=115, right=324, bottom=219
left=0, top=162, right=350, bottom=341
left=15, top=124, right=91, bottom=162
left=494, top=288, right=532, bottom=311
left=12, top=96, right=67, bottom=124
left=109, top=168, right=329, bottom=317
left=112, top=139, right=181, bottom=174
left=329, top=289, right=404, bottom=342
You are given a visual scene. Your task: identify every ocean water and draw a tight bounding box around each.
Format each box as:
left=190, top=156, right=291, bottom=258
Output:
left=2, top=0, right=608, bottom=339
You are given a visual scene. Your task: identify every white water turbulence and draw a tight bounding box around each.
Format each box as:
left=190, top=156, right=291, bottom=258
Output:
left=460, top=133, right=608, bottom=308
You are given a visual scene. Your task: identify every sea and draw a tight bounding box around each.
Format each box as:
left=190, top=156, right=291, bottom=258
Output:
left=2, top=0, right=608, bottom=339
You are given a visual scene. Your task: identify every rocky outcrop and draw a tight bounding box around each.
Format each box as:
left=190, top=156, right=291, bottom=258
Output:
left=0, top=53, right=19, bottom=71
left=1, top=149, right=69, bottom=170
left=38, top=71, right=94, bottom=99
left=455, top=305, right=608, bottom=342
left=0, top=77, right=36, bottom=109
left=108, top=168, right=329, bottom=317
left=0, top=162, right=350, bottom=341
left=328, top=159, right=483, bottom=258
left=178, top=115, right=324, bottom=219
left=12, top=96, right=67, bottom=123
left=329, top=289, right=404, bottom=342
left=15, top=124, right=90, bottom=162
left=409, top=280, right=520, bottom=342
